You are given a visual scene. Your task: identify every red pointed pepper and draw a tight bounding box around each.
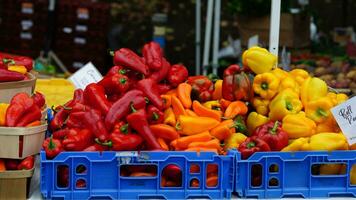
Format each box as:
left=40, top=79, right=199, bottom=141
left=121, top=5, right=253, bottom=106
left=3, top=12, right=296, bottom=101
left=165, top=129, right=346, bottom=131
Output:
left=113, top=121, right=131, bottom=135
left=149, top=58, right=171, bottom=83
left=98, top=73, right=130, bottom=95
left=136, top=78, right=164, bottom=110
left=107, top=65, right=128, bottom=76
left=49, top=106, right=71, bottom=131
left=126, top=108, right=162, bottom=150
left=42, top=136, right=63, bottom=159
left=0, top=69, right=25, bottom=82
left=84, top=83, right=111, bottom=115
left=32, top=92, right=46, bottom=108
left=66, top=112, right=85, bottom=129
left=143, top=41, right=163, bottom=71
left=157, top=83, right=172, bottom=94
left=100, top=132, right=143, bottom=151
left=15, top=105, right=41, bottom=127
left=167, top=64, right=189, bottom=87
left=17, top=156, right=35, bottom=170
left=0, top=53, right=33, bottom=71
left=62, top=129, right=94, bottom=151
left=6, top=93, right=35, bottom=126
left=82, top=109, right=110, bottom=142
left=113, top=48, right=149, bottom=75
left=238, top=136, right=271, bottom=159
left=253, top=121, right=289, bottom=151
left=52, top=128, right=70, bottom=139
left=146, top=105, right=164, bottom=124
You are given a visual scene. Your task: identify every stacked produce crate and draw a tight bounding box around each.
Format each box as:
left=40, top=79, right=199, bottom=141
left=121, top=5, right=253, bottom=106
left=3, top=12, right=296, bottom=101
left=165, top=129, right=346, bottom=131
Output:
left=0, top=0, right=48, bottom=58
left=53, top=0, right=110, bottom=72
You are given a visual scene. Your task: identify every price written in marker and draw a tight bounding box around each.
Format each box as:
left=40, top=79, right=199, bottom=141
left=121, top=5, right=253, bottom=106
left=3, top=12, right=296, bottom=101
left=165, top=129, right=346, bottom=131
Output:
left=331, top=96, right=356, bottom=145
left=68, top=62, right=103, bottom=90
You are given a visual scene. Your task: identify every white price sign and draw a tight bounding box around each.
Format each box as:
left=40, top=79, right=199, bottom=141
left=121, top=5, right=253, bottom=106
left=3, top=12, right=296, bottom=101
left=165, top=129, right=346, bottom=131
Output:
left=68, top=62, right=102, bottom=90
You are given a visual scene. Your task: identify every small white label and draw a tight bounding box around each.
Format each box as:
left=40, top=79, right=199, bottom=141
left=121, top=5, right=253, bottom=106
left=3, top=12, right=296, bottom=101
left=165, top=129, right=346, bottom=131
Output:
left=248, top=35, right=259, bottom=48
left=75, top=25, right=88, bottom=32
left=74, top=37, right=86, bottom=45
left=21, top=20, right=33, bottom=30
left=20, top=32, right=32, bottom=40
left=68, top=62, right=103, bottom=89
left=331, top=96, right=356, bottom=145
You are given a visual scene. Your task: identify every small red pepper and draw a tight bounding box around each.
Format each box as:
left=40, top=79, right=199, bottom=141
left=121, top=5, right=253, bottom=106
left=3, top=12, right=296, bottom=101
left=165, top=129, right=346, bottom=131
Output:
left=253, top=121, right=289, bottom=151
left=238, top=136, right=271, bottom=159
left=105, top=90, right=146, bottom=131
left=157, top=83, right=172, bottom=94
left=107, top=65, right=128, bottom=76
left=83, top=109, right=110, bottom=142
left=187, top=76, right=214, bottom=102
left=6, top=93, right=35, bottom=126
left=5, top=159, right=19, bottom=170
left=49, top=106, right=71, bottom=131
left=17, top=156, right=34, bottom=170
left=32, top=92, right=46, bottom=108
left=83, top=143, right=108, bottom=152
left=149, top=58, right=171, bottom=83
left=15, top=105, right=41, bottom=127
left=126, top=108, right=162, bottom=150
left=112, top=48, right=149, bottom=75
left=62, top=129, right=94, bottom=151
left=0, top=53, right=33, bottom=71
left=99, top=131, right=143, bottom=151
left=167, top=64, right=189, bottom=87
left=98, top=73, right=130, bottom=95
left=142, top=41, right=163, bottom=71
left=136, top=78, right=164, bottom=110
left=84, top=83, right=111, bottom=115
left=146, top=105, right=164, bottom=124
left=42, top=136, right=63, bottom=159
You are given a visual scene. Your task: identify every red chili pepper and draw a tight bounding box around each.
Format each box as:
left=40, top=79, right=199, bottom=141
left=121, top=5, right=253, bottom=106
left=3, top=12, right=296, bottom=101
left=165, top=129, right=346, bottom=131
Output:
left=126, top=108, right=162, bottom=150
left=136, top=78, right=164, bottom=110
left=187, top=76, right=214, bottom=102
left=83, top=143, right=108, bottom=152
left=149, top=58, right=171, bottom=83
left=105, top=90, right=146, bottom=131
left=112, top=48, right=149, bottom=75
left=100, top=132, right=143, bottom=151
left=52, top=128, right=69, bottom=139
left=222, top=64, right=253, bottom=101
left=0, top=69, right=26, bottom=82
left=112, top=121, right=131, bottom=135
left=62, top=129, right=94, bottom=151
left=142, top=41, right=163, bottom=71
left=17, top=156, right=34, bottom=170
left=98, top=73, right=130, bottom=95
left=146, top=105, right=164, bottom=124
left=82, top=109, right=110, bottom=142
left=71, top=103, right=91, bottom=112
left=73, top=89, right=84, bottom=104
left=42, top=136, right=63, bottom=159
left=5, top=159, right=19, bottom=170
left=49, top=106, right=71, bottom=131
left=0, top=53, right=33, bottom=71
left=83, top=83, right=112, bottom=115
left=157, top=83, right=172, bottom=94
left=66, top=112, right=85, bottom=129
left=6, top=93, right=35, bottom=126
left=32, top=92, right=46, bottom=108
left=167, top=64, right=189, bottom=87
left=15, top=105, right=41, bottom=127
left=253, top=121, right=289, bottom=151
left=107, top=65, right=128, bottom=76
left=238, top=136, right=271, bottom=159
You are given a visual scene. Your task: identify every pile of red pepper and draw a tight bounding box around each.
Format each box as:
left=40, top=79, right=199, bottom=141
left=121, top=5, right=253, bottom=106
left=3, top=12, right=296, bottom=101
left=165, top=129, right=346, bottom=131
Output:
left=44, top=42, right=189, bottom=158
left=0, top=156, right=35, bottom=171
left=0, top=52, right=33, bottom=82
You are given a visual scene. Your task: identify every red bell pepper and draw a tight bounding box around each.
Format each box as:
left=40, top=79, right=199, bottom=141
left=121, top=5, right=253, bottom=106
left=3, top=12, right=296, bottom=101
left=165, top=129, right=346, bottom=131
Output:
left=6, top=93, right=35, bottom=126
left=187, top=76, right=214, bottom=102
left=100, top=132, right=143, bottom=151
left=82, top=109, right=110, bottom=142
left=253, top=121, right=289, bottom=151
left=42, top=136, right=63, bottom=159
left=49, top=105, right=71, bottom=131
left=62, top=129, right=94, bottom=151
left=17, top=156, right=34, bottom=170
left=32, top=92, right=46, bottom=108
left=222, top=64, right=253, bottom=101
left=238, top=136, right=271, bottom=159
left=15, top=105, right=41, bottom=127
left=126, top=108, right=162, bottom=150
left=84, top=83, right=111, bottom=115
left=136, top=78, right=164, bottom=110
left=0, top=53, right=33, bottom=71
left=146, top=105, right=164, bottom=124
left=5, top=159, right=19, bottom=170
left=107, top=65, right=128, bottom=76
left=142, top=41, right=163, bottom=71
left=167, top=64, right=189, bottom=87
left=157, top=83, right=172, bottom=94
left=149, top=58, right=171, bottom=83
left=83, top=143, right=108, bottom=152
left=105, top=90, right=146, bottom=131
left=98, top=73, right=130, bottom=95
left=112, top=48, right=149, bottom=75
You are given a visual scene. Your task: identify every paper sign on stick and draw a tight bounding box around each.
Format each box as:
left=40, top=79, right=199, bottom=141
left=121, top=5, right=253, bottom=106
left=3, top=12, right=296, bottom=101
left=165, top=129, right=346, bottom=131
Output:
left=68, top=62, right=102, bottom=90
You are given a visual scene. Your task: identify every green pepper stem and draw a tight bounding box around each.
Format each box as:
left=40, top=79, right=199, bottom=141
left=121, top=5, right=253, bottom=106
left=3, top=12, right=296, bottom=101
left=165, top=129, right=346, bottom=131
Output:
left=261, top=82, right=268, bottom=90
left=285, top=101, right=293, bottom=111
left=120, top=124, right=129, bottom=134
left=119, top=69, right=126, bottom=75
left=152, top=112, right=159, bottom=121
left=130, top=102, right=137, bottom=113
left=317, top=108, right=328, bottom=117
left=270, top=121, right=279, bottom=134
left=119, top=78, right=127, bottom=84
left=247, top=142, right=255, bottom=149
left=175, top=122, right=181, bottom=130
left=48, top=136, right=55, bottom=150
left=95, top=138, right=112, bottom=147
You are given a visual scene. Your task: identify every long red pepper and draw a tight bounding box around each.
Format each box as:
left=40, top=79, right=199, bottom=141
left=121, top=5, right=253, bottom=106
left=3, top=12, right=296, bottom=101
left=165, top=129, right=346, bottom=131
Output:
left=49, top=106, right=71, bottom=131
left=126, top=108, right=162, bottom=150
left=149, top=58, right=171, bottom=83
left=62, top=129, right=94, bottom=151
left=73, top=89, right=84, bottom=103
left=32, top=92, right=46, bottom=108
left=6, top=93, right=35, bottom=126
left=84, top=83, right=111, bottom=114
left=113, top=48, right=149, bottom=75
left=15, top=105, right=41, bottom=127
left=0, top=69, right=26, bottom=82
left=17, top=156, right=35, bottom=170
left=82, top=109, right=110, bottom=142
left=142, top=41, right=163, bottom=71
left=66, top=111, right=85, bottom=129
left=136, top=78, right=164, bottom=110
left=0, top=53, right=33, bottom=71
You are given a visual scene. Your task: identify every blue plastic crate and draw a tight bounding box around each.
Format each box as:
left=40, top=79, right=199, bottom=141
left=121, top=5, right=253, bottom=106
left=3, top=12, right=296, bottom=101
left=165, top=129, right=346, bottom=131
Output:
left=234, top=150, right=356, bottom=198
left=40, top=150, right=234, bottom=199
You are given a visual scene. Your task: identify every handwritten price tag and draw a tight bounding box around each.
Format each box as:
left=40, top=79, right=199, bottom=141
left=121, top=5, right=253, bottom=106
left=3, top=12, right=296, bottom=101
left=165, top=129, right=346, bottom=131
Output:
left=331, top=96, right=356, bottom=145
left=68, top=62, right=102, bottom=90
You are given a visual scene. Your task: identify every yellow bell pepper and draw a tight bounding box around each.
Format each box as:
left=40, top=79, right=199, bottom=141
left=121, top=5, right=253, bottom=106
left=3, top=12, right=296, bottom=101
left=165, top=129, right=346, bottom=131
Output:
left=212, top=80, right=223, bottom=100
left=316, top=116, right=338, bottom=133
left=0, top=103, right=9, bottom=126
left=203, top=100, right=222, bottom=111
left=281, top=137, right=309, bottom=152
left=252, top=97, right=269, bottom=116
left=253, top=72, right=280, bottom=99
left=282, top=112, right=317, bottom=139
left=327, top=92, right=338, bottom=106
left=224, top=132, right=247, bottom=150
left=246, top=112, right=269, bottom=134
left=242, top=46, right=277, bottom=74
left=301, top=77, right=328, bottom=107
left=336, top=93, right=348, bottom=105
left=271, top=67, right=289, bottom=80
left=7, top=65, right=27, bottom=74
left=301, top=132, right=348, bottom=151
left=289, top=69, right=310, bottom=86
left=268, top=89, right=303, bottom=121
left=278, top=76, right=299, bottom=95
left=305, top=97, right=333, bottom=123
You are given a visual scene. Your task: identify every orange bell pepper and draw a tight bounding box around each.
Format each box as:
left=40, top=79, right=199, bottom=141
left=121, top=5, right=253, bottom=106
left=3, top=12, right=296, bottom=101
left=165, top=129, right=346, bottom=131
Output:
left=161, top=95, right=172, bottom=109
left=220, top=99, right=231, bottom=110
left=177, top=83, right=192, bottom=108
left=210, top=123, right=232, bottom=141
left=185, top=109, right=198, bottom=117
left=150, top=124, right=179, bottom=141
left=176, top=131, right=211, bottom=149
left=192, top=100, right=222, bottom=121
left=26, top=120, right=41, bottom=127
left=171, top=96, right=186, bottom=117
left=166, top=89, right=177, bottom=97
left=224, top=101, right=248, bottom=119
left=188, top=138, right=221, bottom=150
left=157, top=138, right=169, bottom=151
left=185, top=147, right=218, bottom=154
left=212, top=80, right=223, bottom=100
left=177, top=115, right=220, bottom=135
left=0, top=159, right=5, bottom=172
left=163, top=108, right=176, bottom=126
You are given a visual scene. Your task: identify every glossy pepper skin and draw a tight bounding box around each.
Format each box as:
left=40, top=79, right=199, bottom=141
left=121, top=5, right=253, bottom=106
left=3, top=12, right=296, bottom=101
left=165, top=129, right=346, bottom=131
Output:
left=49, top=105, right=71, bottom=131
left=212, top=79, right=223, bottom=100
left=305, top=97, right=334, bottom=124
left=150, top=124, right=179, bottom=141
left=222, top=65, right=253, bottom=101
left=246, top=112, right=270, bottom=134
left=282, top=112, right=316, bottom=139
left=289, top=69, right=309, bottom=86
left=163, top=107, right=176, bottom=126
left=301, top=77, right=328, bottom=107
left=105, top=90, right=146, bottom=131
left=281, top=137, right=309, bottom=152
left=224, top=132, right=247, bottom=150
left=224, top=101, right=248, bottom=119
left=17, top=156, right=34, bottom=170
left=62, top=129, right=94, bottom=151
left=149, top=58, right=171, bottom=83
left=177, top=83, right=192, bottom=109
left=147, top=105, right=164, bottom=124
left=271, top=67, right=289, bottom=80
left=167, top=64, right=189, bottom=87
left=192, top=100, right=222, bottom=122
left=187, top=76, right=214, bottom=102
left=301, top=132, right=348, bottom=151
left=142, top=41, right=163, bottom=71
left=278, top=76, right=299, bottom=94
left=157, top=84, right=172, bottom=95
left=15, top=105, right=41, bottom=127
left=0, top=53, right=33, bottom=71
left=6, top=93, right=35, bottom=127
left=242, top=46, right=277, bottom=74
left=32, top=92, right=46, bottom=108
left=113, top=48, right=149, bottom=75
left=177, top=115, right=220, bottom=135
left=42, top=136, right=63, bottom=159
left=126, top=108, right=163, bottom=150
left=102, top=132, right=143, bottom=151
left=253, top=121, right=289, bottom=151
left=107, top=65, right=128, bottom=76
left=268, top=89, right=303, bottom=121
left=98, top=73, right=130, bottom=95
left=238, top=136, right=271, bottom=159
left=0, top=68, right=25, bottom=82
left=83, top=109, right=110, bottom=142
left=253, top=72, right=280, bottom=100
left=84, top=83, right=111, bottom=115
left=136, top=78, right=164, bottom=110
left=252, top=97, right=269, bottom=116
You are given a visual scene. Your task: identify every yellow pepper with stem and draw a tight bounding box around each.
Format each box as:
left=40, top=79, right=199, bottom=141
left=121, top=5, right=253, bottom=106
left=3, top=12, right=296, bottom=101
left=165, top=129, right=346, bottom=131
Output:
left=252, top=97, right=269, bottom=116
left=203, top=100, right=222, bottom=111
left=253, top=72, right=280, bottom=99
left=0, top=103, right=9, bottom=126
left=224, top=132, right=247, bottom=150
left=301, top=77, right=328, bottom=107
left=246, top=112, right=269, bottom=134
left=289, top=69, right=310, bottom=86
left=305, top=97, right=333, bottom=123
left=282, top=112, right=317, bottom=139
left=268, top=89, right=303, bottom=121
left=301, top=132, right=348, bottom=151
left=242, top=46, right=277, bottom=74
